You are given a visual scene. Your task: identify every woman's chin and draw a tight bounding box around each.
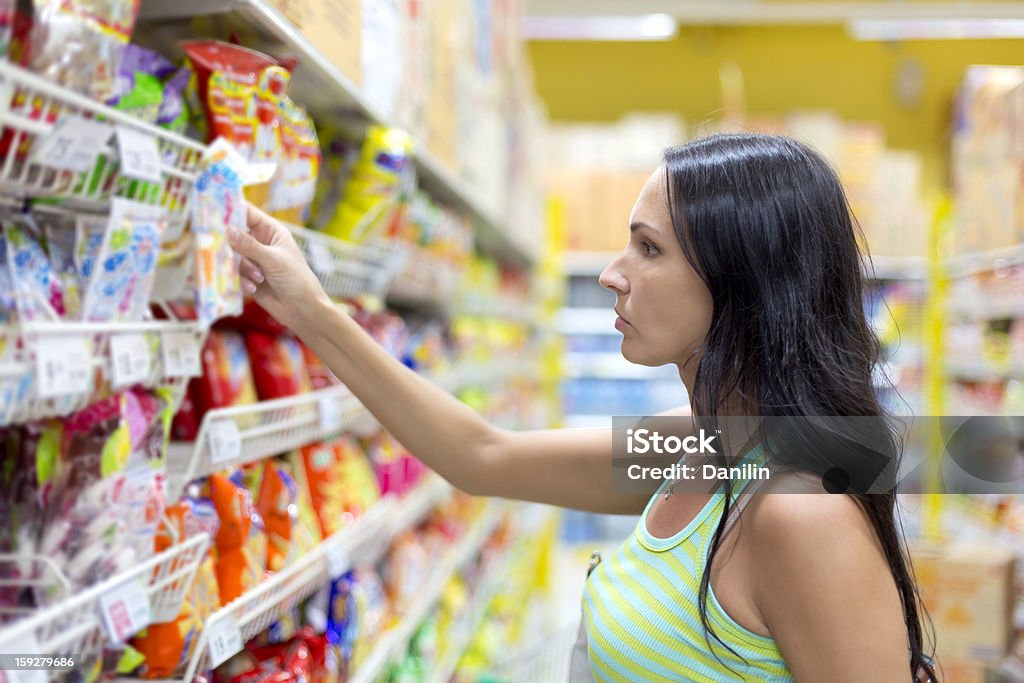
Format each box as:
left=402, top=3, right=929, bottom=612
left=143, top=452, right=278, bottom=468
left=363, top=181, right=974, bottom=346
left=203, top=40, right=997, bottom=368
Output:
left=619, top=342, right=664, bottom=368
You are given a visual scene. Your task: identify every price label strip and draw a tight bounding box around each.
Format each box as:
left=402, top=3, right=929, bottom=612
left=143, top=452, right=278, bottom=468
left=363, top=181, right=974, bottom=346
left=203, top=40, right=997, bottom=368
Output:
left=161, top=331, right=201, bottom=378
left=30, top=115, right=114, bottom=172
left=98, top=579, right=151, bottom=644
left=34, top=335, right=91, bottom=399
left=207, top=420, right=242, bottom=466
left=115, top=125, right=163, bottom=183
left=318, top=396, right=344, bottom=434
left=206, top=613, right=243, bottom=668
left=109, top=333, right=152, bottom=388
left=325, top=541, right=350, bottom=580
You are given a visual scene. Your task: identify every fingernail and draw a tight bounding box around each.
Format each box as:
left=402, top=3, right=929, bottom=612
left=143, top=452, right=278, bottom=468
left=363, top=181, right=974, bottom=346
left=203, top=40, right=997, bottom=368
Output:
left=244, top=281, right=257, bottom=294
left=254, top=269, right=265, bottom=284
left=227, top=227, right=240, bottom=242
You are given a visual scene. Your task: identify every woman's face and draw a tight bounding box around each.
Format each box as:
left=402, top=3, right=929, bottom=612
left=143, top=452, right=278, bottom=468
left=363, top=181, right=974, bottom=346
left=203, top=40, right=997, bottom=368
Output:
left=599, top=167, right=713, bottom=369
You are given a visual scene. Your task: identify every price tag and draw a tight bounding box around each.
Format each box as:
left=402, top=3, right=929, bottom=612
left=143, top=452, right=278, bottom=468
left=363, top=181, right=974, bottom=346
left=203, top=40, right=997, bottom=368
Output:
left=325, top=541, right=350, bottom=580
left=0, top=631, right=46, bottom=683
left=35, top=336, right=91, bottom=399
left=115, top=125, right=163, bottom=183
left=161, top=331, right=201, bottom=378
left=98, top=579, right=151, bottom=644
left=109, top=333, right=152, bottom=388
left=318, top=396, right=343, bottom=434
left=207, top=420, right=241, bottom=465
left=31, top=115, right=114, bottom=172
left=206, top=613, right=243, bottom=668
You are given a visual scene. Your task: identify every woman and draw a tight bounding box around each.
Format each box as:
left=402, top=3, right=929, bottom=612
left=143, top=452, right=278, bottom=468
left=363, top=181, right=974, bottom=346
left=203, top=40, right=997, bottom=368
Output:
left=228, top=133, right=937, bottom=682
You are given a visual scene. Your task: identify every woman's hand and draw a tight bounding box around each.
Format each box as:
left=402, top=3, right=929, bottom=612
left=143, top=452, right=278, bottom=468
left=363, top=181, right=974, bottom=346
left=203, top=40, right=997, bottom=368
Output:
left=227, top=204, right=331, bottom=332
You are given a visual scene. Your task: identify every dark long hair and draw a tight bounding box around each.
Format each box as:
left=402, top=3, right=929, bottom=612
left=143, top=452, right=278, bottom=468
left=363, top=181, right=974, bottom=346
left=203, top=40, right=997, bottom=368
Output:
left=663, top=133, right=936, bottom=681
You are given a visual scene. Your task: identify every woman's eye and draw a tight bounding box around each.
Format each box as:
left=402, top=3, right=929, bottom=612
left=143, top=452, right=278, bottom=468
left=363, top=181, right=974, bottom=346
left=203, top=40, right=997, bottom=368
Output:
left=642, top=241, right=659, bottom=256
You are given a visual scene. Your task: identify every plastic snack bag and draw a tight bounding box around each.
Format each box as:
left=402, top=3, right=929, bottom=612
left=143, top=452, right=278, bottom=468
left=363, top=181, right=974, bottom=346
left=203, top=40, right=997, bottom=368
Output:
left=244, top=331, right=312, bottom=401
left=17, top=0, right=141, bottom=101
left=80, top=199, right=167, bottom=323
left=267, top=95, right=320, bottom=224
left=4, top=215, right=66, bottom=321
left=192, top=143, right=247, bottom=327
left=321, top=126, right=415, bottom=243
left=256, top=461, right=298, bottom=572
left=107, top=43, right=176, bottom=123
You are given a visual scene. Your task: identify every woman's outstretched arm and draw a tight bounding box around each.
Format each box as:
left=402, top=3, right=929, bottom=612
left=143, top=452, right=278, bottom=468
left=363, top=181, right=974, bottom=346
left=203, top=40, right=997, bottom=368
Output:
left=228, top=206, right=662, bottom=514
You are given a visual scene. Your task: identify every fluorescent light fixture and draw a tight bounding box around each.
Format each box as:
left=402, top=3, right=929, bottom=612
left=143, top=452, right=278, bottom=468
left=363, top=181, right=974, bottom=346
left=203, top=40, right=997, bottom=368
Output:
left=522, top=14, right=677, bottom=41
left=848, top=18, right=1024, bottom=40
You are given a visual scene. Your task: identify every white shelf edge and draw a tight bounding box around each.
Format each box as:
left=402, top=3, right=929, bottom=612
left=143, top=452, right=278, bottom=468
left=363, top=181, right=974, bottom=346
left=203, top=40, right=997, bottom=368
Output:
left=945, top=357, right=1024, bottom=382
left=942, top=244, right=1024, bottom=279
left=347, top=501, right=505, bottom=683
left=865, top=255, right=929, bottom=281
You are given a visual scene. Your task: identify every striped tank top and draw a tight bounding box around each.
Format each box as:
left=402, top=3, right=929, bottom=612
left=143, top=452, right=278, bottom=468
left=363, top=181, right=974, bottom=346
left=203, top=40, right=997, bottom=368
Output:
left=582, top=447, right=793, bottom=682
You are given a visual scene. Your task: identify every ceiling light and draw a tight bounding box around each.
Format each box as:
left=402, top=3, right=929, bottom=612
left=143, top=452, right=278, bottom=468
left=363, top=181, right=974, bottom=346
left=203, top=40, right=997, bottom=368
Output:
left=848, top=18, right=1024, bottom=40
left=522, top=14, right=678, bottom=41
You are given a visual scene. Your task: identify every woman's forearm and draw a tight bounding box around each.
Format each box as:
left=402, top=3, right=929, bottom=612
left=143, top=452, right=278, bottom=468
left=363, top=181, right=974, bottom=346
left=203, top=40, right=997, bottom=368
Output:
left=292, top=296, right=497, bottom=493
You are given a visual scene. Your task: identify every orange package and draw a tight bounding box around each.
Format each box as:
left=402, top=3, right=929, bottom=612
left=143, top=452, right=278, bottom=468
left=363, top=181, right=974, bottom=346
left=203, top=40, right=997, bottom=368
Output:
left=209, top=473, right=263, bottom=604
left=257, top=461, right=297, bottom=572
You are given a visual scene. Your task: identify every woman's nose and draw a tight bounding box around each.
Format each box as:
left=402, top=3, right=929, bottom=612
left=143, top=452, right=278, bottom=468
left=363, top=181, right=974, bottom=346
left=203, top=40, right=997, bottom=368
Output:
left=599, top=258, right=628, bottom=295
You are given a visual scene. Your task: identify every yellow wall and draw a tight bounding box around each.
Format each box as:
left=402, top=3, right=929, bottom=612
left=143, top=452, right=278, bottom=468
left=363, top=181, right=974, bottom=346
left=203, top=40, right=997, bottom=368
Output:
left=527, top=26, right=1024, bottom=189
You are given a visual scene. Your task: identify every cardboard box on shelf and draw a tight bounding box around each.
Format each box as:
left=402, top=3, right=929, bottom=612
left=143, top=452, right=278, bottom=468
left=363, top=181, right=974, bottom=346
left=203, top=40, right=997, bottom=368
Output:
left=911, top=541, right=1016, bottom=667
left=301, top=0, right=362, bottom=85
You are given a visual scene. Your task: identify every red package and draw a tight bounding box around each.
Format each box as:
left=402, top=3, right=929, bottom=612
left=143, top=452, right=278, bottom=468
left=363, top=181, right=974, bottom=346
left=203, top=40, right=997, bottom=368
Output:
left=180, top=40, right=277, bottom=149
left=220, top=299, right=288, bottom=336
left=244, top=332, right=312, bottom=400
left=170, top=383, right=202, bottom=441
left=192, top=330, right=259, bottom=418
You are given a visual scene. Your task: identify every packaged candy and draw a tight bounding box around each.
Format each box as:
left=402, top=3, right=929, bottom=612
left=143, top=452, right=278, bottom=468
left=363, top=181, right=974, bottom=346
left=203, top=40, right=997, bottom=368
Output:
left=4, top=215, right=65, bottom=321
left=180, top=40, right=277, bottom=156
left=158, top=66, right=192, bottom=134
left=208, top=472, right=263, bottom=604
left=244, top=331, right=312, bottom=401
left=255, top=461, right=297, bottom=572
left=192, top=145, right=247, bottom=327
left=267, top=95, right=320, bottom=224
left=384, top=531, right=428, bottom=609
left=107, top=44, right=175, bottom=123
left=80, top=199, right=167, bottom=323
left=328, top=569, right=388, bottom=671
left=191, top=330, right=258, bottom=421
left=15, top=0, right=141, bottom=101
left=289, top=442, right=341, bottom=539
left=132, top=497, right=221, bottom=679
left=321, top=126, right=414, bottom=243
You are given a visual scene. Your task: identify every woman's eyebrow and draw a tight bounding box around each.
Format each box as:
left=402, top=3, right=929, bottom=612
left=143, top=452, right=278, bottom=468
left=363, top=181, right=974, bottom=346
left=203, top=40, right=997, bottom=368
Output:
left=630, top=221, right=659, bottom=236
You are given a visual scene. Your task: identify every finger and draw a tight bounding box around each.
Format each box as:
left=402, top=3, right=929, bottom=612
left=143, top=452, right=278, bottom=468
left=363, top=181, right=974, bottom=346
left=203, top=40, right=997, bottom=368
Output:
left=241, top=276, right=258, bottom=295
left=227, top=224, right=270, bottom=261
left=240, top=256, right=264, bottom=284
left=245, top=203, right=281, bottom=246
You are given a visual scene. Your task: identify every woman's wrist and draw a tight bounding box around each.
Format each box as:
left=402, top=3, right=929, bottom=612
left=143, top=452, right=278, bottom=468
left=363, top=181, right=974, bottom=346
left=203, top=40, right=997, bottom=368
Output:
left=292, top=291, right=338, bottom=338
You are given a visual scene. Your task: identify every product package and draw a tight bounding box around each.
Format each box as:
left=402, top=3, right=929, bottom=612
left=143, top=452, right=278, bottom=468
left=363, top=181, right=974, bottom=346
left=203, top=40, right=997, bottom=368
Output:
left=208, top=472, right=264, bottom=604
left=321, top=126, right=415, bottom=243
left=192, top=146, right=247, bottom=327
left=106, top=43, right=176, bottom=123
left=190, top=329, right=258, bottom=422
left=13, top=0, right=142, bottom=101
left=244, top=331, right=312, bottom=401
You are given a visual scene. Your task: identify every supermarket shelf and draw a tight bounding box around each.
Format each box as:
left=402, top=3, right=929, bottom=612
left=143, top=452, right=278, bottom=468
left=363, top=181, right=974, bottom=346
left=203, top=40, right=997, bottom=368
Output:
left=556, top=307, right=618, bottom=335
left=428, top=537, right=520, bottom=683
left=563, top=251, right=616, bottom=277
left=0, top=62, right=203, bottom=234
left=942, top=244, right=1024, bottom=279
left=165, top=383, right=366, bottom=500
left=563, top=352, right=678, bottom=380
left=136, top=0, right=535, bottom=269
left=348, top=500, right=505, bottom=683
left=287, top=224, right=408, bottom=301
left=166, top=361, right=530, bottom=500
left=865, top=255, right=929, bottom=281
left=947, top=294, right=1024, bottom=321
left=945, top=357, right=1024, bottom=382
left=0, top=533, right=209, bottom=675
left=0, top=320, right=202, bottom=425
